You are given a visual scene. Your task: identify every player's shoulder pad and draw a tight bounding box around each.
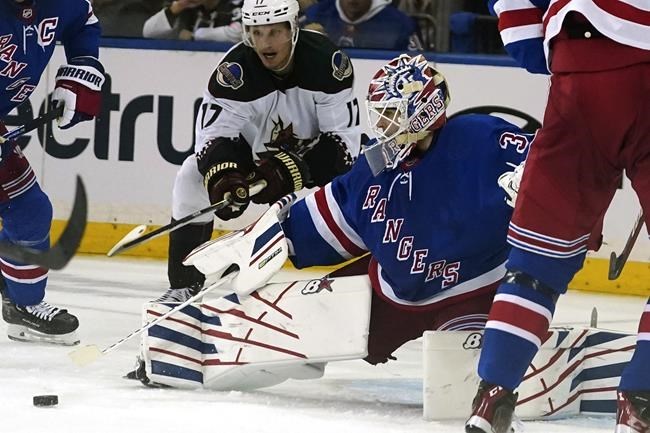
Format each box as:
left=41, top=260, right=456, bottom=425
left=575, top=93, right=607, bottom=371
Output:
left=444, top=113, right=532, bottom=156
left=446, top=113, right=518, bottom=134
left=207, top=42, right=274, bottom=102
left=293, top=30, right=354, bottom=93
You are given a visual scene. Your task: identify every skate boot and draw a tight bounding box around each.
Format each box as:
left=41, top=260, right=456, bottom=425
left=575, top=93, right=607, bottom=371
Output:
left=616, top=390, right=650, bottom=433
left=153, top=282, right=202, bottom=303
left=2, top=297, right=79, bottom=345
left=465, top=381, right=518, bottom=433
left=124, top=356, right=168, bottom=388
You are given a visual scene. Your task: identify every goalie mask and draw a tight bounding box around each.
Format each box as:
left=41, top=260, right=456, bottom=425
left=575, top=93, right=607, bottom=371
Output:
left=364, top=54, right=450, bottom=175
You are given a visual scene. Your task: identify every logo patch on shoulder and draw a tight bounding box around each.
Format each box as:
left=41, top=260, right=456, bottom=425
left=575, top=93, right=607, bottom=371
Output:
left=216, top=62, right=244, bottom=89
left=331, top=50, right=352, bottom=81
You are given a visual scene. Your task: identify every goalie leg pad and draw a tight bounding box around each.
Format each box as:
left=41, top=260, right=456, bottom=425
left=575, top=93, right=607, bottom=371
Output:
left=423, top=327, right=636, bottom=420
left=140, top=275, right=372, bottom=390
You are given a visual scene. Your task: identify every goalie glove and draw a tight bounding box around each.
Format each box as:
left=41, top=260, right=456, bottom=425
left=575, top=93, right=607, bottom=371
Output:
left=497, top=161, right=525, bottom=208
left=250, top=151, right=310, bottom=205
left=51, top=57, right=105, bottom=129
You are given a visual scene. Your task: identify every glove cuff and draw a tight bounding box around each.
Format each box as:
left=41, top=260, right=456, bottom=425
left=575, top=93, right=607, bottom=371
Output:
left=55, top=57, right=105, bottom=91
left=272, top=151, right=306, bottom=192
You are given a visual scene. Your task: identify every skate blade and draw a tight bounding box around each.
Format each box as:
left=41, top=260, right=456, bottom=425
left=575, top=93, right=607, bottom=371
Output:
left=7, top=324, right=80, bottom=346
left=68, top=344, right=103, bottom=367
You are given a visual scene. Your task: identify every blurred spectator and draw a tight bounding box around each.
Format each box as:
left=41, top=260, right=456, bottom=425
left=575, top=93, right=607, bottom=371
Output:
left=297, top=0, right=317, bottom=13
left=142, top=0, right=242, bottom=42
left=397, top=0, right=431, bottom=15
left=449, top=11, right=504, bottom=54
left=303, top=0, right=422, bottom=50
left=94, top=0, right=163, bottom=37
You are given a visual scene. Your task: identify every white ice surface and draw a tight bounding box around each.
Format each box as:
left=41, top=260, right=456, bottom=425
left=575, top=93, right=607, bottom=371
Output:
left=1, top=256, right=645, bottom=433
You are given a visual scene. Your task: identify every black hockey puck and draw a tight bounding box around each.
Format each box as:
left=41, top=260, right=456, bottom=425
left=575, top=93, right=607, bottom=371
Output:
left=33, top=395, right=58, bottom=407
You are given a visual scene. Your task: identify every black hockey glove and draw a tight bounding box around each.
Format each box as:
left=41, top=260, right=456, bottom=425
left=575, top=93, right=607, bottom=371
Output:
left=197, top=137, right=256, bottom=221
left=207, top=169, right=250, bottom=221
left=250, top=151, right=310, bottom=205
left=302, top=132, right=354, bottom=187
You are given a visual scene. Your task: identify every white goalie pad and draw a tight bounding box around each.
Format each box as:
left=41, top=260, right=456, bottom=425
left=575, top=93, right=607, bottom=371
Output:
left=423, top=327, right=636, bottom=420
left=140, top=275, right=372, bottom=390
left=183, top=195, right=294, bottom=296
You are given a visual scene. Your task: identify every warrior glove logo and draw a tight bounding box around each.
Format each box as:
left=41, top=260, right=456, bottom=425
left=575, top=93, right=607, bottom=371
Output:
left=216, top=62, right=244, bottom=90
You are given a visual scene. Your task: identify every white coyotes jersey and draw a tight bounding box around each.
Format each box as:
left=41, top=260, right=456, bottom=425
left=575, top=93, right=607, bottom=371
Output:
left=195, top=30, right=361, bottom=161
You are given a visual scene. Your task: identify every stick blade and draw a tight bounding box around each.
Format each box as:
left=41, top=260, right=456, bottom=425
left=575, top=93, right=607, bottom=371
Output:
left=608, top=251, right=621, bottom=280
left=590, top=307, right=598, bottom=328
left=0, top=176, right=87, bottom=269
left=69, top=344, right=104, bottom=367
left=107, top=225, right=147, bottom=257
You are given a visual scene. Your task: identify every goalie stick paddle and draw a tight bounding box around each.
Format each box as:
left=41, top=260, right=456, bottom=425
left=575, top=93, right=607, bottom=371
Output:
left=0, top=105, right=64, bottom=145
left=0, top=175, right=87, bottom=269
left=68, top=269, right=238, bottom=367
left=608, top=210, right=645, bottom=280
left=107, top=179, right=267, bottom=257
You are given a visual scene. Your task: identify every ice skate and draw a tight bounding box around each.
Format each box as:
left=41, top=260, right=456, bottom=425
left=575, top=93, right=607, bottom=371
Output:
left=124, top=357, right=168, bottom=388
left=2, top=297, right=79, bottom=346
left=153, top=283, right=202, bottom=303
left=616, top=390, right=650, bottom=433
left=465, top=381, right=517, bottom=433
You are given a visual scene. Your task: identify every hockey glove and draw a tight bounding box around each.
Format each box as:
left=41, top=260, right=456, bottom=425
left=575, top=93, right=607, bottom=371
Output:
left=250, top=151, right=309, bottom=205
left=197, top=137, right=257, bottom=220
left=497, top=161, right=525, bottom=208
left=205, top=167, right=250, bottom=220
left=52, top=57, right=105, bottom=129
left=302, top=132, right=354, bottom=187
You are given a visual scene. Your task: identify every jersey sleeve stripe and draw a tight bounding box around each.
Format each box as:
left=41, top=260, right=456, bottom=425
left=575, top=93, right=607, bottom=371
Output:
left=305, top=189, right=364, bottom=259
left=85, top=1, right=99, bottom=25
left=313, top=186, right=366, bottom=255
left=498, top=7, right=544, bottom=30
left=500, top=24, right=545, bottom=44
left=493, top=0, right=538, bottom=15
left=593, top=0, right=650, bottom=25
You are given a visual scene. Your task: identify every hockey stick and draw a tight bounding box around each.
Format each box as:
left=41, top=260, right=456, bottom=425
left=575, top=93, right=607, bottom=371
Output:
left=107, top=180, right=267, bottom=257
left=68, top=268, right=239, bottom=367
left=608, top=210, right=645, bottom=280
left=0, top=176, right=87, bottom=269
left=0, top=105, right=64, bottom=145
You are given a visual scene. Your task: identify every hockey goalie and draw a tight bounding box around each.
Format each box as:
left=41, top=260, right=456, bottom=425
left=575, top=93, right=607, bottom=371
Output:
left=132, top=54, right=636, bottom=421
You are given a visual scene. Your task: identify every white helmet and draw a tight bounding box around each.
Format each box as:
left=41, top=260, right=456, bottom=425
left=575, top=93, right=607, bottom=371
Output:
left=241, top=0, right=300, bottom=49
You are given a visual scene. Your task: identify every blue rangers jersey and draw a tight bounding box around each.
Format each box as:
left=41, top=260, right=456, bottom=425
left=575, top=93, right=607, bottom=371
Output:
left=0, top=0, right=100, bottom=118
left=283, top=114, right=533, bottom=307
